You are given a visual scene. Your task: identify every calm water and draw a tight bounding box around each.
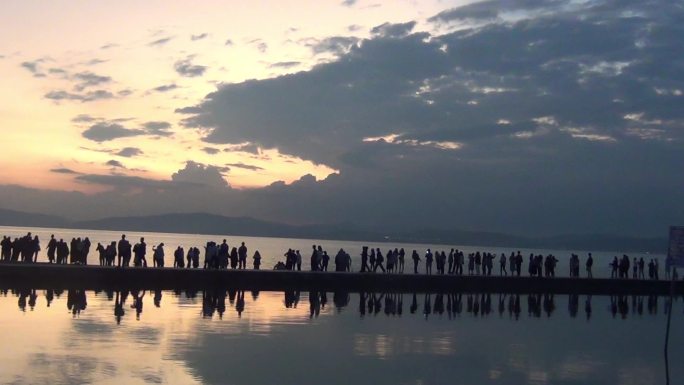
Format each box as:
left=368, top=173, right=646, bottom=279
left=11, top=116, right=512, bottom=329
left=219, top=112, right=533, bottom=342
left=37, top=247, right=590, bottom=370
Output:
left=0, top=289, right=682, bottom=385
left=0, top=226, right=678, bottom=385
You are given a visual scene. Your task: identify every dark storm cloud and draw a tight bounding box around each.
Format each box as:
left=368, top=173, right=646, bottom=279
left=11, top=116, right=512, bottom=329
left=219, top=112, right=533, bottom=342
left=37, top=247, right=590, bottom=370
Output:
left=174, top=57, right=207, bottom=77
left=152, top=83, right=178, bottom=93
left=148, top=37, right=173, bottom=46
left=270, top=61, right=300, bottom=69
left=116, top=147, right=143, bottom=157
left=191, top=33, right=208, bottom=41
left=82, top=122, right=145, bottom=142
left=175, top=0, right=684, bottom=236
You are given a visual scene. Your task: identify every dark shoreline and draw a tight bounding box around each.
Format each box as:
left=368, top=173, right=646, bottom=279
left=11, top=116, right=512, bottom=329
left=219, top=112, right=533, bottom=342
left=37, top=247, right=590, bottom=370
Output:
left=0, top=262, right=681, bottom=295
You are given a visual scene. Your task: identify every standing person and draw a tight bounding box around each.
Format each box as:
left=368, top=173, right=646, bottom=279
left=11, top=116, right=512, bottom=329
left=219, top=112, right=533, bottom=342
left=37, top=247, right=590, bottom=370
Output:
left=369, top=249, right=376, bottom=272
left=360, top=246, right=369, bottom=272
left=374, top=248, right=386, bottom=273
left=610, top=256, right=618, bottom=278
left=638, top=257, right=645, bottom=279
left=133, top=237, right=147, bottom=267
left=57, top=239, right=68, bottom=264
left=153, top=243, right=165, bottom=267
left=218, top=240, right=229, bottom=269
left=253, top=251, right=262, bottom=270
left=310, top=245, right=319, bottom=271
left=586, top=253, right=593, bottom=278
left=425, top=249, right=433, bottom=275
left=321, top=250, right=330, bottom=271
left=82, top=237, right=91, bottom=265
left=474, top=252, right=482, bottom=275
left=398, top=248, right=405, bottom=273
left=117, top=235, right=129, bottom=267
left=238, top=242, right=248, bottom=269
left=296, top=250, right=302, bottom=271
left=632, top=258, right=638, bottom=279
left=412, top=250, right=421, bottom=274
left=448, top=249, right=455, bottom=275
left=174, top=246, right=185, bottom=268
left=509, top=252, right=516, bottom=276
left=31, top=235, right=40, bottom=263
left=46, top=235, right=57, bottom=264
left=96, top=243, right=106, bottom=266
left=500, top=253, right=507, bottom=276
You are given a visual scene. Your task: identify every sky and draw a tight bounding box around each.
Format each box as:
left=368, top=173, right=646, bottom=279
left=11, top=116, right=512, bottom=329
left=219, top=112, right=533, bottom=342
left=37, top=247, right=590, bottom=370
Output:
left=0, top=0, right=682, bottom=237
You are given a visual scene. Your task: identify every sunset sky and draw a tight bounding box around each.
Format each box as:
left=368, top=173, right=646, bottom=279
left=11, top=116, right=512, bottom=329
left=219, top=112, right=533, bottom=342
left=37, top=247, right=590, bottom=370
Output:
left=0, top=0, right=682, bottom=236
left=0, top=0, right=451, bottom=190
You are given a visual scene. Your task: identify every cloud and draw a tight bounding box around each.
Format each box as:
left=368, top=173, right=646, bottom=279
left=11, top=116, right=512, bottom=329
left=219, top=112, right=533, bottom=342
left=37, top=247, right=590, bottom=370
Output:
left=148, top=37, right=173, bottom=46
left=306, top=36, right=359, bottom=55
left=370, top=21, right=416, bottom=38
left=100, top=43, right=118, bottom=49
left=191, top=33, right=208, bottom=41
left=270, top=61, right=300, bottom=69
left=225, top=162, right=264, bottom=171
left=82, top=58, right=107, bottom=66
left=73, top=71, right=111, bottom=91
left=20, top=60, right=46, bottom=77
left=82, top=122, right=145, bottom=142
left=171, top=161, right=229, bottom=189
left=174, top=0, right=684, bottom=236
left=72, top=114, right=97, bottom=123
left=202, top=147, right=220, bottom=154
left=142, top=121, right=173, bottom=136
left=106, top=160, right=125, bottom=168
left=116, top=147, right=143, bottom=157
left=247, top=39, right=268, bottom=53
left=341, top=0, right=357, bottom=6
left=152, top=83, right=178, bottom=93
left=174, top=57, right=207, bottom=77
left=428, top=0, right=563, bottom=23
left=50, top=167, right=80, bottom=174
left=225, top=39, right=234, bottom=46
left=45, top=89, right=114, bottom=102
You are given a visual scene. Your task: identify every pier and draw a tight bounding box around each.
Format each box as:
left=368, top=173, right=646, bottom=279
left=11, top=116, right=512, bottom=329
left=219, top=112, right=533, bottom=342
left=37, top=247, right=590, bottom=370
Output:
left=0, top=263, right=682, bottom=295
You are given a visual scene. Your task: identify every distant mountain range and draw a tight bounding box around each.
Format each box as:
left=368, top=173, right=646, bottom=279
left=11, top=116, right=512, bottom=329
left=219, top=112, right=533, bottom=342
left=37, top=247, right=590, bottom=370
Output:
left=0, top=208, right=667, bottom=253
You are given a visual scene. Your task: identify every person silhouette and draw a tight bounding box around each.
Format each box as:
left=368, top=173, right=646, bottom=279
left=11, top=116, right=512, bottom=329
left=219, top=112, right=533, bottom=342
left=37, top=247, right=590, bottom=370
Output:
left=412, top=250, right=421, bottom=274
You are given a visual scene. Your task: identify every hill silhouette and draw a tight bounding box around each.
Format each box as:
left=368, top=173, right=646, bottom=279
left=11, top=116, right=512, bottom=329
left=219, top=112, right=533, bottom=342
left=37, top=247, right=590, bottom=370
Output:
left=0, top=208, right=667, bottom=253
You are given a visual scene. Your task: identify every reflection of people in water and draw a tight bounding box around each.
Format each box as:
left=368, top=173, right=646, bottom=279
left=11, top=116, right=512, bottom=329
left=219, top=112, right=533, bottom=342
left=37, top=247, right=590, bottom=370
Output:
left=236, top=290, right=245, bottom=317
left=114, top=291, right=126, bottom=324
left=130, top=290, right=145, bottom=320
left=585, top=295, right=592, bottom=320
left=67, top=289, right=87, bottom=317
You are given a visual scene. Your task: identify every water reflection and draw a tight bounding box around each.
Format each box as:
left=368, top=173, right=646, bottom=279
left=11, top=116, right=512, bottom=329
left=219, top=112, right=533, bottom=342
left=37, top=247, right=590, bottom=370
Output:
left=1, top=289, right=679, bottom=323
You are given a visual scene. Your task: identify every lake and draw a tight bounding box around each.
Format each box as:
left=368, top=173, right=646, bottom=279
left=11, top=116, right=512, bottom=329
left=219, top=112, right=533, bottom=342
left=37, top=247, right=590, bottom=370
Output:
left=0, top=226, right=679, bottom=385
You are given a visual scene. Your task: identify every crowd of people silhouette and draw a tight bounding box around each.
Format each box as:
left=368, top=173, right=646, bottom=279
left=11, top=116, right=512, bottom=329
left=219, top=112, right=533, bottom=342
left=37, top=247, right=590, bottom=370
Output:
left=0, top=232, right=670, bottom=281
